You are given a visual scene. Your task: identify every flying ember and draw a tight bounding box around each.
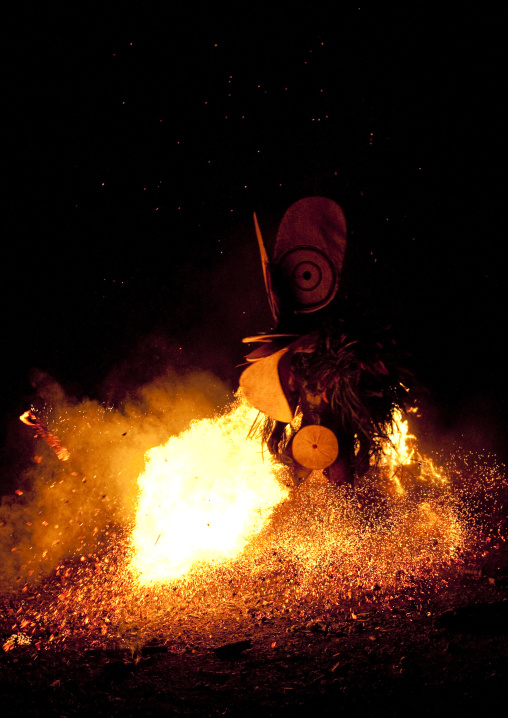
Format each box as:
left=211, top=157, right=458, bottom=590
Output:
left=19, top=410, right=70, bottom=462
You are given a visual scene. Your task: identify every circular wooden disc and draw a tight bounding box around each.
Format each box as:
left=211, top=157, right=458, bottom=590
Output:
left=292, top=425, right=339, bottom=470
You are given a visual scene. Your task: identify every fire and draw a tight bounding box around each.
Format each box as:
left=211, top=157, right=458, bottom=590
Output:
left=377, top=408, right=446, bottom=494
left=5, top=377, right=505, bottom=657
left=129, top=395, right=289, bottom=582
left=128, top=397, right=454, bottom=587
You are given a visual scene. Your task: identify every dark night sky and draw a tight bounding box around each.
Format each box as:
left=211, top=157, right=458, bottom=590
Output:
left=3, top=6, right=506, bottom=461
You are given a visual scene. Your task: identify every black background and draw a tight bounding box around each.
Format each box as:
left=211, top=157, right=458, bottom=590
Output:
left=3, top=5, right=506, bottom=468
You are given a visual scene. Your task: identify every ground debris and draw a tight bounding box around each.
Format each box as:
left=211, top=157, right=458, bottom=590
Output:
left=213, top=638, right=253, bottom=659
left=85, top=647, right=132, bottom=659
left=435, top=599, right=508, bottom=633
left=305, top=619, right=328, bottom=632
left=1, top=447, right=507, bottom=714
left=140, top=643, right=169, bottom=655
left=99, top=658, right=136, bottom=680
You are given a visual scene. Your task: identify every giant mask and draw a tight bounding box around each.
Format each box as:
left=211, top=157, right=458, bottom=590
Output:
left=239, top=197, right=409, bottom=488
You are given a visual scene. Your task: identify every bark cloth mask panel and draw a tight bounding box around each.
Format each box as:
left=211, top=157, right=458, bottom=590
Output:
left=272, top=196, right=347, bottom=315
left=239, top=347, right=294, bottom=424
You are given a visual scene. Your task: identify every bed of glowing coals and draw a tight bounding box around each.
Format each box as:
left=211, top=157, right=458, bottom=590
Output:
left=1, top=389, right=506, bottom=653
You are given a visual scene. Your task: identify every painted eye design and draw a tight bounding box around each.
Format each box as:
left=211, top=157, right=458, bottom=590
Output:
left=277, top=245, right=337, bottom=313
left=273, top=196, right=347, bottom=317
left=253, top=196, right=347, bottom=322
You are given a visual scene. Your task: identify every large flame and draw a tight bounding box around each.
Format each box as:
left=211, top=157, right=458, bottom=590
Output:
left=129, top=396, right=454, bottom=587
left=129, top=395, right=289, bottom=582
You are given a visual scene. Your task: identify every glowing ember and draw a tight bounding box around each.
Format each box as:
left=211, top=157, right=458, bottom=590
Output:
left=129, top=395, right=289, bottom=582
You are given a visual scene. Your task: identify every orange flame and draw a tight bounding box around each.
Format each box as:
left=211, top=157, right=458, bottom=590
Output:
left=129, top=395, right=289, bottom=583
left=129, top=396, right=456, bottom=588
left=376, top=408, right=446, bottom=494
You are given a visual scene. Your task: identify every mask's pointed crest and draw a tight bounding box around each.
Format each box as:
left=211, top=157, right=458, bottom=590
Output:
left=253, top=211, right=279, bottom=323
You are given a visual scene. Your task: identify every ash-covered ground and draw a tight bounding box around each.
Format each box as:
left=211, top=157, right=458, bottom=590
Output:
left=1, top=397, right=507, bottom=716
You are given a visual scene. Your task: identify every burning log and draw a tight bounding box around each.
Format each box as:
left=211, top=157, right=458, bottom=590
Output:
left=19, top=410, right=70, bottom=461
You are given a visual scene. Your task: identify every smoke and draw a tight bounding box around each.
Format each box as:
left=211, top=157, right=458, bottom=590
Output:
left=0, top=355, right=232, bottom=591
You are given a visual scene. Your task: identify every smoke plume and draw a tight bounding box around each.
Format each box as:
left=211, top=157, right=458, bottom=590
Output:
left=0, top=357, right=231, bottom=591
